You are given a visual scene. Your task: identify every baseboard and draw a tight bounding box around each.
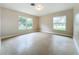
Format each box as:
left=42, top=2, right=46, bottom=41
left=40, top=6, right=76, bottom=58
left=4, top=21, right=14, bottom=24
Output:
left=1, top=34, right=20, bottom=40
left=73, top=38, right=79, bottom=55
left=1, top=31, right=37, bottom=40
left=54, top=33, right=72, bottom=37
left=42, top=32, right=72, bottom=37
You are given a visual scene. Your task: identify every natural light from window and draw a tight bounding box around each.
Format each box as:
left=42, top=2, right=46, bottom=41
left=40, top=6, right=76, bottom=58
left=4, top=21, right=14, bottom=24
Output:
left=19, top=16, right=33, bottom=30
left=53, top=16, right=66, bottom=31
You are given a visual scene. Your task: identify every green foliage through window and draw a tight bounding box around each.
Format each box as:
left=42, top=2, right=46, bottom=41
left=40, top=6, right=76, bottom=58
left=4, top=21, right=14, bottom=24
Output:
left=53, top=16, right=66, bottom=31
left=19, top=16, right=33, bottom=30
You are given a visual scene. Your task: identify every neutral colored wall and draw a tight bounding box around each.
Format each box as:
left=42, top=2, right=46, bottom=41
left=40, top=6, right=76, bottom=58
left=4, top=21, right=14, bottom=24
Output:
left=33, top=16, right=40, bottom=32
left=0, top=7, right=1, bottom=36
left=40, top=9, right=73, bottom=37
left=73, top=4, right=79, bottom=54
left=0, top=8, right=1, bottom=49
left=40, top=15, right=53, bottom=33
left=0, top=7, right=39, bottom=38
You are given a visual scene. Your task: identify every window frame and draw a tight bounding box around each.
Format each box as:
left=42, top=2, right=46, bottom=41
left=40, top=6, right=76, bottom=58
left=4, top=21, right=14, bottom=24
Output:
left=52, top=16, right=67, bottom=32
left=26, top=18, right=33, bottom=30
left=18, top=16, right=33, bottom=31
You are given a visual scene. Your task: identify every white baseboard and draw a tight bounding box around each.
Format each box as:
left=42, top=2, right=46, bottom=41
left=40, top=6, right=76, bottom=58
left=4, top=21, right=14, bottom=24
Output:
left=1, top=34, right=20, bottom=40
left=1, top=31, right=35, bottom=40
left=54, top=33, right=72, bottom=37
left=42, top=32, right=72, bottom=37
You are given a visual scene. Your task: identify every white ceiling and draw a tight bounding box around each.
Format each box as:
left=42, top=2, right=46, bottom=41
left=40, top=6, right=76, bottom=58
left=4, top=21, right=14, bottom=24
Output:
left=0, top=3, right=77, bottom=16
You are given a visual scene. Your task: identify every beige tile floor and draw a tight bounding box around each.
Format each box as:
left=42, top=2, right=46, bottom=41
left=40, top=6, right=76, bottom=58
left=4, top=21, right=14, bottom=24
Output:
left=1, top=32, right=77, bottom=55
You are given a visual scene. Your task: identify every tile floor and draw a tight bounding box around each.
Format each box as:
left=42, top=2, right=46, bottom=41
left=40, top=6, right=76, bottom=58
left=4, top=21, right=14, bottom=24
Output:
left=1, top=32, right=77, bottom=55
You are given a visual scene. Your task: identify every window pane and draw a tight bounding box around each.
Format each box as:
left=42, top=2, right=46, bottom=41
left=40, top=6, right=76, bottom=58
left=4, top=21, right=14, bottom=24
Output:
left=19, top=16, right=27, bottom=30
left=53, top=16, right=66, bottom=31
left=19, top=16, right=33, bottom=30
left=26, top=18, right=33, bottom=29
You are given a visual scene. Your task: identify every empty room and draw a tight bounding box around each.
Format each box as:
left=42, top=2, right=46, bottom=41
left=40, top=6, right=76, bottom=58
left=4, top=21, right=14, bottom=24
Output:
left=0, top=3, right=79, bottom=55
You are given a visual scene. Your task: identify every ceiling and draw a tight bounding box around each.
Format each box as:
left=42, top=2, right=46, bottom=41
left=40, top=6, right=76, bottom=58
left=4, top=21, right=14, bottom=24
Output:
left=0, top=3, right=77, bottom=16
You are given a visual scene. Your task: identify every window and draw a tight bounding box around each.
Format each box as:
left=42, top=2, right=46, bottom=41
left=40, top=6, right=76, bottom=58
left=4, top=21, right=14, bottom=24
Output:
left=19, top=16, right=33, bottom=30
left=53, top=16, right=66, bottom=31
left=26, top=18, right=33, bottom=29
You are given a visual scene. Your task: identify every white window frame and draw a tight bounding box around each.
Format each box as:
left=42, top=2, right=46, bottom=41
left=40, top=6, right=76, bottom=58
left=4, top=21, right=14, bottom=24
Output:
left=18, top=16, right=33, bottom=31
left=53, top=16, right=67, bottom=31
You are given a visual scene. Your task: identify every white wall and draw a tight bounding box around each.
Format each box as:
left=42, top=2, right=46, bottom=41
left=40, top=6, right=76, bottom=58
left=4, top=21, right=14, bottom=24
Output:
left=1, top=7, right=19, bottom=37
left=0, top=7, right=1, bottom=50
left=73, top=4, right=79, bottom=54
left=1, top=7, right=39, bottom=39
left=0, top=7, right=1, bottom=36
left=40, top=15, right=52, bottom=33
